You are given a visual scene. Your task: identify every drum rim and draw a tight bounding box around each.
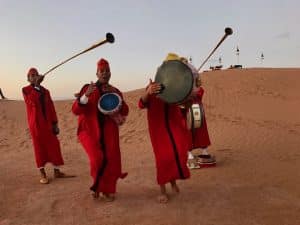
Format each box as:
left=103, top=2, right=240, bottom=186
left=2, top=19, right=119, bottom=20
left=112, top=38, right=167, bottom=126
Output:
left=97, top=92, right=122, bottom=115
left=155, top=60, right=195, bottom=104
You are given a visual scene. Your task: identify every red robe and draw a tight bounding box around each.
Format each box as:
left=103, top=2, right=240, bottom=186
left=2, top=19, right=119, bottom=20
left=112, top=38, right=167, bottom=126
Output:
left=22, top=85, right=64, bottom=168
left=138, top=95, right=190, bottom=185
left=72, top=82, right=128, bottom=194
left=189, top=87, right=211, bottom=149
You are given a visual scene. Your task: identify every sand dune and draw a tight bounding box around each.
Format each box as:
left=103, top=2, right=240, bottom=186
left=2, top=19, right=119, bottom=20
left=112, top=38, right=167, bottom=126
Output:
left=1, top=68, right=300, bottom=225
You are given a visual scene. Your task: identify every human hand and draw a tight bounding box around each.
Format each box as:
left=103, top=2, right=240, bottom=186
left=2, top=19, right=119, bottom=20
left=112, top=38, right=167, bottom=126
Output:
left=146, top=79, right=161, bottom=95
left=85, top=81, right=96, bottom=97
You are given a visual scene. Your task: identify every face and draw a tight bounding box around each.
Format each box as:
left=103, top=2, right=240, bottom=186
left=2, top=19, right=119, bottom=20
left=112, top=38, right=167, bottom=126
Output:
left=96, top=68, right=111, bottom=84
left=27, top=73, right=39, bottom=84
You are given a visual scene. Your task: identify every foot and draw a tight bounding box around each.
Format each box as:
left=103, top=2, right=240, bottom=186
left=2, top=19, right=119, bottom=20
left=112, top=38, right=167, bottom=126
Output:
left=54, top=169, right=76, bottom=178
left=102, top=193, right=115, bottom=202
left=171, top=184, right=180, bottom=194
left=157, top=194, right=169, bottom=204
left=92, top=192, right=100, bottom=199
left=39, top=177, right=49, bottom=184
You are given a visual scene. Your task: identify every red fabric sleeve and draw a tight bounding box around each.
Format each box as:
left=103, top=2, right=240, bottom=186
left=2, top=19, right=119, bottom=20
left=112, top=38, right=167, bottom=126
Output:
left=197, top=87, right=204, bottom=101
left=120, top=98, right=129, bottom=116
left=22, top=87, right=36, bottom=107
left=72, top=84, right=89, bottom=115
left=46, top=90, right=58, bottom=124
left=138, top=97, right=148, bottom=109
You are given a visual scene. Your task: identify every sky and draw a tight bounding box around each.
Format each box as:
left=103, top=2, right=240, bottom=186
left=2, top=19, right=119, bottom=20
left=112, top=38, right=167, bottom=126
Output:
left=1, top=0, right=300, bottom=99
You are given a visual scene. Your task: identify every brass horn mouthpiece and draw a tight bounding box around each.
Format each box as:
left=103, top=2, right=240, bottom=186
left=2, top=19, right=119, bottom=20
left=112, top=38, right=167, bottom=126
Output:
left=106, top=33, right=115, bottom=43
left=225, top=27, right=233, bottom=35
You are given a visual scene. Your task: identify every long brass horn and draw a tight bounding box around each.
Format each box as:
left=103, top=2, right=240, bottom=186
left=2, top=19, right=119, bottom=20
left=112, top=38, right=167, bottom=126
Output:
left=42, top=32, right=115, bottom=76
left=197, top=27, right=233, bottom=72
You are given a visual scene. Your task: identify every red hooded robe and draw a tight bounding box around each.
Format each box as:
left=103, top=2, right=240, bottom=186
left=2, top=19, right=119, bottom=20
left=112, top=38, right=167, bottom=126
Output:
left=138, top=95, right=190, bottom=185
left=72, top=81, right=128, bottom=194
left=189, top=87, right=211, bottom=149
left=22, top=85, right=64, bottom=168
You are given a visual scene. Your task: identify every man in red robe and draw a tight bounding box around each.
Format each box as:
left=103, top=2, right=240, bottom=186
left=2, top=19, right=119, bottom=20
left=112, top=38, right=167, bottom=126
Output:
left=72, top=58, right=128, bottom=201
left=22, top=68, right=66, bottom=184
left=187, top=77, right=216, bottom=168
left=138, top=57, right=191, bottom=203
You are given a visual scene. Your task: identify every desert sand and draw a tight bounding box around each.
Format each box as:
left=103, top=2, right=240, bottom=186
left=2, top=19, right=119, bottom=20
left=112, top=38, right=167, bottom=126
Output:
left=1, top=68, right=300, bottom=225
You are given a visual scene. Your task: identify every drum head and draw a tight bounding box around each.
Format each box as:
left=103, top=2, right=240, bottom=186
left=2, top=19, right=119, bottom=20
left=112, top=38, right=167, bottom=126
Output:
left=155, top=60, right=194, bottom=104
left=98, top=93, right=121, bottom=114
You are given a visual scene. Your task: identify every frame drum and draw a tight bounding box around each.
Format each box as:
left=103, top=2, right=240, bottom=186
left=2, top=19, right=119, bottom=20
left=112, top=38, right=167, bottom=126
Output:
left=98, top=93, right=126, bottom=125
left=155, top=60, right=198, bottom=104
left=98, top=92, right=122, bottom=115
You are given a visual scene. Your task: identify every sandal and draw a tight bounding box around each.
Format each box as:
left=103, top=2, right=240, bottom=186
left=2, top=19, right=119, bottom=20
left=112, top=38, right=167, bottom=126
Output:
left=39, top=177, right=49, bottom=184
left=197, top=155, right=216, bottom=167
left=187, top=161, right=200, bottom=169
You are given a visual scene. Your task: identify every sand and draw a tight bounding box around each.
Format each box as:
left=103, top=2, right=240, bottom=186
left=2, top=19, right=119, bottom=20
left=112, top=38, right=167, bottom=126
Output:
left=1, top=68, right=300, bottom=225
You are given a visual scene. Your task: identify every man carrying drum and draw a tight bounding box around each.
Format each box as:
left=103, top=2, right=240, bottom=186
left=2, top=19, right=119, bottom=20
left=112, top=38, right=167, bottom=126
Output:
left=178, top=57, right=216, bottom=168
left=72, top=58, right=129, bottom=201
left=187, top=73, right=216, bottom=169
left=138, top=53, right=191, bottom=204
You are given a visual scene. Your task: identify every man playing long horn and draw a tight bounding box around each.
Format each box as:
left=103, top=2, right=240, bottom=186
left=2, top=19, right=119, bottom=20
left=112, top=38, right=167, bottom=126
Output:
left=22, top=68, right=69, bottom=184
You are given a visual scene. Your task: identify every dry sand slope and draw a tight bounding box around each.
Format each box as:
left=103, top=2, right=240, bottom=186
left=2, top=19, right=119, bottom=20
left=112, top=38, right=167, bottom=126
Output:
left=1, top=68, right=300, bottom=225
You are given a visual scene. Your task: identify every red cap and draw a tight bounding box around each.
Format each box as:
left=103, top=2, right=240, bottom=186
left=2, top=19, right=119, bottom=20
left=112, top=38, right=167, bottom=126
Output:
left=97, top=58, right=110, bottom=71
left=27, top=67, right=39, bottom=76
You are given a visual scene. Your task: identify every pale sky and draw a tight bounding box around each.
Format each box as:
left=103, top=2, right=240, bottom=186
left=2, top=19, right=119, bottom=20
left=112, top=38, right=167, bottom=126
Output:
left=1, top=0, right=299, bottom=99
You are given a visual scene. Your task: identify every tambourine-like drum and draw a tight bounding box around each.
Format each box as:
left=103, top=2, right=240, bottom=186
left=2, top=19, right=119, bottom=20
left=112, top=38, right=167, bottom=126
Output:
left=98, top=93, right=126, bottom=125
left=98, top=93, right=122, bottom=115
left=186, top=103, right=204, bottom=130
left=155, top=60, right=199, bottom=104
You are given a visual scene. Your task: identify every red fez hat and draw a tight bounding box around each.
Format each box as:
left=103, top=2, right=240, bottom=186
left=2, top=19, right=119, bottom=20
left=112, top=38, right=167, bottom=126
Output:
left=27, top=67, right=39, bottom=77
left=97, top=58, right=110, bottom=71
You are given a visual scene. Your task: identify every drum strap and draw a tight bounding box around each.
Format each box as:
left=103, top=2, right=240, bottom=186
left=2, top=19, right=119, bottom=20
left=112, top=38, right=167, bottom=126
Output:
left=90, top=81, right=108, bottom=192
left=164, top=104, right=184, bottom=179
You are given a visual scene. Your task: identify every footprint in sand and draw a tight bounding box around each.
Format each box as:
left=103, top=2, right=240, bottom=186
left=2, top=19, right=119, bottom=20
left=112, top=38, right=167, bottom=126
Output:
left=288, top=129, right=299, bottom=135
left=216, top=148, right=232, bottom=152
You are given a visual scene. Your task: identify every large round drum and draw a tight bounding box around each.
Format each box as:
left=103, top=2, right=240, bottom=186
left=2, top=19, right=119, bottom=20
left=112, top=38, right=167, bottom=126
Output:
left=155, top=60, right=198, bottom=104
left=98, top=92, right=122, bottom=115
